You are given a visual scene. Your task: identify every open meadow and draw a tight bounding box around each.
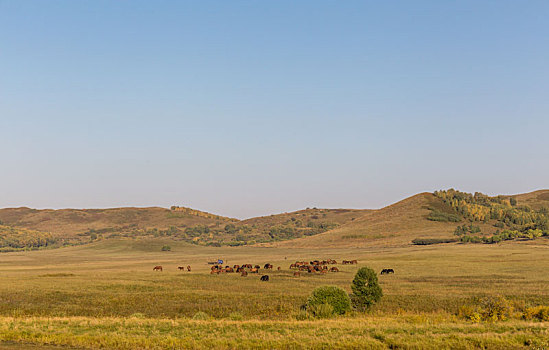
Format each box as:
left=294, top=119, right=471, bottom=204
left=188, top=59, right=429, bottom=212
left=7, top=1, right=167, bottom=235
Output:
left=0, top=238, right=548, bottom=349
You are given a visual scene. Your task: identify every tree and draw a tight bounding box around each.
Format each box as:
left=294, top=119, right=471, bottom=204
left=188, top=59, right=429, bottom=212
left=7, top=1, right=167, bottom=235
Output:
left=351, top=267, right=382, bottom=310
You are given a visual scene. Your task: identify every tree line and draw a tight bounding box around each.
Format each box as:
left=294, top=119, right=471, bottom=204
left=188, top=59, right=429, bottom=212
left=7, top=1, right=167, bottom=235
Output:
left=433, top=189, right=548, bottom=243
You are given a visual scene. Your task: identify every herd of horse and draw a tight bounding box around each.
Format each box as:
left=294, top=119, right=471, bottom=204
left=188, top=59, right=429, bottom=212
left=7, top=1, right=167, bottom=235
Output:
left=152, top=259, right=395, bottom=280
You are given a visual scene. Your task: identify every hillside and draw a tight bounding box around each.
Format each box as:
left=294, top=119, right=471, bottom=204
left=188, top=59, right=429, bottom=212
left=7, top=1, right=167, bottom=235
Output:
left=0, top=207, right=236, bottom=237
left=271, top=192, right=457, bottom=248
left=273, top=190, right=549, bottom=248
left=1, top=189, right=547, bottom=251
left=0, top=206, right=369, bottom=249
left=514, top=189, right=549, bottom=210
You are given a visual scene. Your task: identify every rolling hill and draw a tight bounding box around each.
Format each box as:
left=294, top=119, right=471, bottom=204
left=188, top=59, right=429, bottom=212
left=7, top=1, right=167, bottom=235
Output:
left=272, top=189, right=549, bottom=248
left=0, top=189, right=547, bottom=251
left=271, top=192, right=456, bottom=248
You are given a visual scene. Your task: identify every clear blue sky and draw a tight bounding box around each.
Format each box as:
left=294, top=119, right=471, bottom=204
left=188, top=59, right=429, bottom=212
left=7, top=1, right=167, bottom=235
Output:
left=1, top=1, right=548, bottom=218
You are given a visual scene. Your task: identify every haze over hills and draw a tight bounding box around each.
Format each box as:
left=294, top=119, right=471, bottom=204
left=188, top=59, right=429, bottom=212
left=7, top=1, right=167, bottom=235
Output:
left=0, top=189, right=548, bottom=251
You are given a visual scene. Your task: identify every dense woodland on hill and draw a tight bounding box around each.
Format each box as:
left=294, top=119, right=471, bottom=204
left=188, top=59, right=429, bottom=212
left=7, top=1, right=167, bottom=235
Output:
left=427, top=189, right=549, bottom=244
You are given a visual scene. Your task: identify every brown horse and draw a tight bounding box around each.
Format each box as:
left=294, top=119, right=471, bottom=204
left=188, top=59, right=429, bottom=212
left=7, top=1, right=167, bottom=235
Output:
left=330, top=267, right=339, bottom=272
left=241, top=270, right=248, bottom=277
left=250, top=268, right=259, bottom=274
left=178, top=266, right=185, bottom=271
left=293, top=272, right=301, bottom=277
left=153, top=266, right=163, bottom=272
left=187, top=265, right=191, bottom=272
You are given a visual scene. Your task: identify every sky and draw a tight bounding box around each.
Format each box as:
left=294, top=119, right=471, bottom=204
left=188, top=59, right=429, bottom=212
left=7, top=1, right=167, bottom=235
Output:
left=1, top=1, right=548, bottom=219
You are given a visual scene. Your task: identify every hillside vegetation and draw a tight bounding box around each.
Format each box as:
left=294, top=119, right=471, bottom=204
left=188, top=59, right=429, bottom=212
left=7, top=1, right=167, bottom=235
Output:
left=0, top=206, right=368, bottom=249
left=273, top=189, right=549, bottom=248
left=433, top=189, right=549, bottom=243
left=1, top=189, right=548, bottom=250
left=0, top=225, right=56, bottom=252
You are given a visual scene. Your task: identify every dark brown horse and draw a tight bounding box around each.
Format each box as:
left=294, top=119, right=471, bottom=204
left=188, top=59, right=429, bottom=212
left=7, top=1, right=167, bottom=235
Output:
left=178, top=266, right=185, bottom=271
left=187, top=265, right=191, bottom=272
left=153, top=266, right=163, bottom=271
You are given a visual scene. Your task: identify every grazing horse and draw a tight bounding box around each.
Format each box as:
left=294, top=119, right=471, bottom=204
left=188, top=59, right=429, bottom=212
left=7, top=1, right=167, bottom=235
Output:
left=241, top=270, right=248, bottom=277
left=330, top=267, right=339, bottom=272
left=187, top=265, right=191, bottom=272
left=153, top=266, right=163, bottom=271
left=290, top=263, right=297, bottom=269
left=293, top=272, right=300, bottom=277
left=250, top=268, right=259, bottom=274
left=225, top=267, right=234, bottom=273
left=254, top=265, right=261, bottom=269
left=381, top=268, right=395, bottom=275
left=277, top=267, right=281, bottom=271
left=350, top=260, right=358, bottom=265
left=260, top=275, right=269, bottom=282
left=178, top=266, right=185, bottom=271
left=264, top=263, right=273, bottom=270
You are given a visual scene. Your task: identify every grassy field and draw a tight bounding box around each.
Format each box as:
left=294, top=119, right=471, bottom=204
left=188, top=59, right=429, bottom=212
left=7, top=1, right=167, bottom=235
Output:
left=0, top=238, right=548, bottom=348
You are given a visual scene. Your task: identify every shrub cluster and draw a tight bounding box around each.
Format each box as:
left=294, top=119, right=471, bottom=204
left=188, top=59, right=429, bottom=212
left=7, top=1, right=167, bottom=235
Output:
left=458, top=296, right=549, bottom=322
left=427, top=210, right=461, bottom=222
left=304, top=286, right=351, bottom=318
left=412, top=238, right=458, bottom=245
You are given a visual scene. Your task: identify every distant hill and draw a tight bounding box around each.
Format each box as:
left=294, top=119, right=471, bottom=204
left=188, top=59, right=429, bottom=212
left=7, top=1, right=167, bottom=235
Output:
left=272, top=192, right=455, bottom=248
left=1, top=189, right=547, bottom=251
left=273, top=190, right=549, bottom=248
left=0, top=206, right=368, bottom=249
left=0, top=206, right=236, bottom=237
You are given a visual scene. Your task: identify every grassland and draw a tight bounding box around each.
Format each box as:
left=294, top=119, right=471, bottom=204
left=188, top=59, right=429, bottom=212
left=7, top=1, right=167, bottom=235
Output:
left=0, top=238, right=547, bottom=349
left=0, top=191, right=548, bottom=348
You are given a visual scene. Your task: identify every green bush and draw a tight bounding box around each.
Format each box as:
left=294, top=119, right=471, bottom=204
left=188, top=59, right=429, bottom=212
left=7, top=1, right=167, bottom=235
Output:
left=161, top=245, right=171, bottom=251
left=351, top=267, right=383, bottom=310
left=305, top=285, right=351, bottom=317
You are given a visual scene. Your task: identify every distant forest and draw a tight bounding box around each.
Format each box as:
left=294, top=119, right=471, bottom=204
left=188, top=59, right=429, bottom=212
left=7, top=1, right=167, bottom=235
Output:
left=429, top=189, right=548, bottom=244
